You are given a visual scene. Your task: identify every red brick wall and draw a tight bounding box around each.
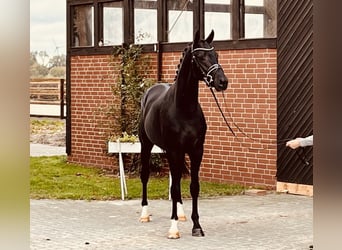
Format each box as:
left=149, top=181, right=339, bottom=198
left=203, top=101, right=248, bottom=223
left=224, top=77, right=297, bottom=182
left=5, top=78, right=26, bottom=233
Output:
left=68, top=48, right=277, bottom=188
left=200, top=49, right=277, bottom=188
left=68, top=55, right=118, bottom=168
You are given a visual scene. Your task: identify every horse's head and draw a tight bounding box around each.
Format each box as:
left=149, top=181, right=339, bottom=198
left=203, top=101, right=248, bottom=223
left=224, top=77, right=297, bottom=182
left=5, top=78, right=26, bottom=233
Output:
left=191, top=30, right=228, bottom=92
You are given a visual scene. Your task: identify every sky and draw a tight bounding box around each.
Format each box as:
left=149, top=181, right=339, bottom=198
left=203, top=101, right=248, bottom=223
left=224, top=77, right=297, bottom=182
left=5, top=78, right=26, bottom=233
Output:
left=30, top=0, right=66, bottom=58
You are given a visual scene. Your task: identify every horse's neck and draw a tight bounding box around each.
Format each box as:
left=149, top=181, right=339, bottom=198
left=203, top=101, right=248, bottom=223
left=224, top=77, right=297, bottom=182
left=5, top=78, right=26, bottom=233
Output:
left=174, top=52, right=199, bottom=112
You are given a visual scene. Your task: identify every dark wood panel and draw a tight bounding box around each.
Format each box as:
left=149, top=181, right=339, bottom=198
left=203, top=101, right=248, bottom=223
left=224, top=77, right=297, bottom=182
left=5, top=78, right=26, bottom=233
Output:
left=277, top=0, right=313, bottom=185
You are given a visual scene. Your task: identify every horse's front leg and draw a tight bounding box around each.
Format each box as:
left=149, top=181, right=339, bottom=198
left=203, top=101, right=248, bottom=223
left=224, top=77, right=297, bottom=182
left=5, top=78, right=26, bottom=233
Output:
left=189, top=149, right=205, bottom=237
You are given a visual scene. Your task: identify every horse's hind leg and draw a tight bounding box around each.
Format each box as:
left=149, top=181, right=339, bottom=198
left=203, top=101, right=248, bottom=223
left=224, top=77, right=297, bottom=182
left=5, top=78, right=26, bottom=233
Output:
left=167, top=152, right=185, bottom=239
left=139, top=132, right=153, bottom=222
left=175, top=161, right=187, bottom=222
left=189, top=147, right=205, bottom=237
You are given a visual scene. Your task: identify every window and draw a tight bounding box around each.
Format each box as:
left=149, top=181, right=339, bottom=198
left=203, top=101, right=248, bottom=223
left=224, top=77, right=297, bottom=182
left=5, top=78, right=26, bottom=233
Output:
left=67, top=0, right=277, bottom=53
left=204, top=0, right=232, bottom=40
left=167, top=0, right=193, bottom=43
left=102, top=2, right=123, bottom=46
left=134, top=0, right=158, bottom=44
left=244, top=0, right=276, bottom=39
left=71, top=4, right=94, bottom=47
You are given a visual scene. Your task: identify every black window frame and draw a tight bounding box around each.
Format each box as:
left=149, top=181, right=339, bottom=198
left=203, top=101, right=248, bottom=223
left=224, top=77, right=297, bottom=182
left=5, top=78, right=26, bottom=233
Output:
left=67, top=0, right=276, bottom=56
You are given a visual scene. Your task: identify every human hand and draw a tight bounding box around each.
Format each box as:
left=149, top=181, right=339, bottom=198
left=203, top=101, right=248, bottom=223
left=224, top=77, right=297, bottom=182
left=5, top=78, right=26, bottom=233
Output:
left=286, top=138, right=301, bottom=149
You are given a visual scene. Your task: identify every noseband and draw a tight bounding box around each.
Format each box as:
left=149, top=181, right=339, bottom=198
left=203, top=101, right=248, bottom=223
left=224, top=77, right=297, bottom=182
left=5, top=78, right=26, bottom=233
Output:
left=191, top=46, right=221, bottom=87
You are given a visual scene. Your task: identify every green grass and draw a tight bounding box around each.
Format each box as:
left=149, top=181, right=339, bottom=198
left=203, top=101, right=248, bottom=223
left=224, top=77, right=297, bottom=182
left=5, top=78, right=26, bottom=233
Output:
left=30, top=156, right=245, bottom=200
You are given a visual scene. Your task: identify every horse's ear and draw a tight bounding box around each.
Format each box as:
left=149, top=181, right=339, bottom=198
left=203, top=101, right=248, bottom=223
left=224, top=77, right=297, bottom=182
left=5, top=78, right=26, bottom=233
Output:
left=205, top=29, right=214, bottom=44
left=194, top=29, right=200, bottom=45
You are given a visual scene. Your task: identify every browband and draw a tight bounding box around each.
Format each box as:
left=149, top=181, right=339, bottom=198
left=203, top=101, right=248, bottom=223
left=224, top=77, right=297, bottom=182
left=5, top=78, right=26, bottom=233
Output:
left=191, top=46, right=214, bottom=53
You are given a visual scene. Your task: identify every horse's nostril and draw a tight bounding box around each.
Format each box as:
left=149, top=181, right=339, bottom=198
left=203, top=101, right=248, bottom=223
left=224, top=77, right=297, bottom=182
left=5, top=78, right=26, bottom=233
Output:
left=220, top=80, right=228, bottom=89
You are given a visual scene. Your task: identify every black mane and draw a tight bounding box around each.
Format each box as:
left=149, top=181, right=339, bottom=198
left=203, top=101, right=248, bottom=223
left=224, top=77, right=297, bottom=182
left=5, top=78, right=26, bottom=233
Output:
left=174, top=43, right=192, bottom=81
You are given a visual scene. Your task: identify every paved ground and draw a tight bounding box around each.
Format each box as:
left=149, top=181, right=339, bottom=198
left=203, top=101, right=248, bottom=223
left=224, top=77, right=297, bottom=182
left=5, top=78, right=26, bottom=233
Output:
left=30, top=111, right=313, bottom=250
left=31, top=194, right=312, bottom=250
left=30, top=143, right=66, bottom=156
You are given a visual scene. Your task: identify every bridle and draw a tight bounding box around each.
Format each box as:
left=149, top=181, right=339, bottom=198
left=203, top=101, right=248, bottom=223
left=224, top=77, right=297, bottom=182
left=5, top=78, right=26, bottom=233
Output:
left=190, top=44, right=237, bottom=138
left=191, top=45, right=221, bottom=88
left=190, top=44, right=239, bottom=138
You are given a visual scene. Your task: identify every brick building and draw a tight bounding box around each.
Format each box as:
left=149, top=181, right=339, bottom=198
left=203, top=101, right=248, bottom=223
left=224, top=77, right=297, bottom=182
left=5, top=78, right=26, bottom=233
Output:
left=66, top=0, right=312, bottom=190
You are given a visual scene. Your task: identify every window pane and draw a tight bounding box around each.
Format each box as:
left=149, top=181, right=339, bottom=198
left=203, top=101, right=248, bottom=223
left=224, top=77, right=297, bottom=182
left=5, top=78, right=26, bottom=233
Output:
left=245, top=14, right=263, bottom=38
left=102, top=2, right=123, bottom=46
left=244, top=0, right=277, bottom=38
left=245, top=0, right=263, bottom=6
left=72, top=5, right=94, bottom=47
left=205, top=0, right=231, bottom=40
left=205, top=0, right=231, bottom=4
left=134, top=0, right=157, bottom=44
left=167, top=0, right=193, bottom=43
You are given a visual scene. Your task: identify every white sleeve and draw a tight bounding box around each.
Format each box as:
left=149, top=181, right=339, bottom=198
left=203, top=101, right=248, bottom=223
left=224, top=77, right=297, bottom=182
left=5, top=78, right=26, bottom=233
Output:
left=299, top=135, right=313, bottom=147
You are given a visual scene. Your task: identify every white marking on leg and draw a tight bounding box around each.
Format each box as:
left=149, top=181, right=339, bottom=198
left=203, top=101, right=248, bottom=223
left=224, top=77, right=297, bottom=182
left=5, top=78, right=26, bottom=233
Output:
left=170, top=219, right=178, bottom=231
left=168, top=219, right=180, bottom=239
left=177, top=202, right=187, bottom=221
left=139, top=205, right=150, bottom=222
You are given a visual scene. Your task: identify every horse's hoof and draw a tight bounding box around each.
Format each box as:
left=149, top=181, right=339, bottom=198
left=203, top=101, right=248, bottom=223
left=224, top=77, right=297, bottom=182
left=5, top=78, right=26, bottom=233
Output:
left=167, top=231, right=180, bottom=239
left=192, top=228, right=205, bottom=237
left=178, top=215, right=187, bottom=222
left=139, top=216, right=150, bottom=223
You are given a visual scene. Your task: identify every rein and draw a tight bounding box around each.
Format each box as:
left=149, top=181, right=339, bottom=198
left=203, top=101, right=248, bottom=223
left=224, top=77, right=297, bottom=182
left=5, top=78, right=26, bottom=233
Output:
left=208, top=88, right=310, bottom=165
left=209, top=87, right=267, bottom=150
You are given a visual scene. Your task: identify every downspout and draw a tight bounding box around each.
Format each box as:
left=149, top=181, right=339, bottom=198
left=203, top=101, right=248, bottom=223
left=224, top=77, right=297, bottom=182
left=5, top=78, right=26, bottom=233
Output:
left=66, top=2, right=71, bottom=155
left=157, top=42, right=162, bottom=82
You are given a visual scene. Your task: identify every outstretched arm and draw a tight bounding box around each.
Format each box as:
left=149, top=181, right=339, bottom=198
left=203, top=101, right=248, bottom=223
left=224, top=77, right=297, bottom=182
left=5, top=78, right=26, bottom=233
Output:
left=286, top=135, right=313, bottom=149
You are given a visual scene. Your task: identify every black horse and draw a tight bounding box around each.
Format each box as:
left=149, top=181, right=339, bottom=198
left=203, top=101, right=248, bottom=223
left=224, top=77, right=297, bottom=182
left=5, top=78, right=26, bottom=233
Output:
left=138, top=30, right=228, bottom=239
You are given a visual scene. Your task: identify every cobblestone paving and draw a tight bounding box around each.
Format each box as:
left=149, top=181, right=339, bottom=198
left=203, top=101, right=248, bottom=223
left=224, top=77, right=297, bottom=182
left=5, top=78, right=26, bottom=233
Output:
left=31, top=193, right=312, bottom=250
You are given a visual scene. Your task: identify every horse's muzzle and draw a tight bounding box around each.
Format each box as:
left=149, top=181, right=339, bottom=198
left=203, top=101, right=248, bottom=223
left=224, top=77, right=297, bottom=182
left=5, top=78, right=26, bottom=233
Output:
left=214, top=71, right=228, bottom=91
